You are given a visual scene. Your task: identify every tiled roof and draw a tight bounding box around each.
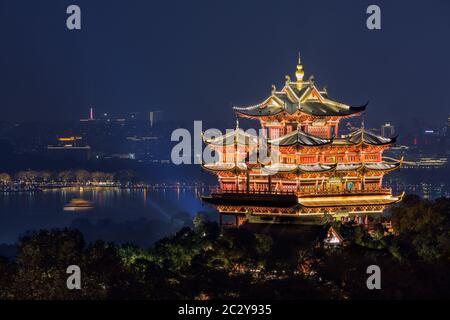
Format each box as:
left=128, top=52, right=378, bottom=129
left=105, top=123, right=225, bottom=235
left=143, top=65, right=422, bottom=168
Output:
left=269, top=129, right=332, bottom=146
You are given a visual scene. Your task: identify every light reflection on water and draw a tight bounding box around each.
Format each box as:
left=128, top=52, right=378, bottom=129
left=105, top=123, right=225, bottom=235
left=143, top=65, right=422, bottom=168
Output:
left=0, top=187, right=212, bottom=245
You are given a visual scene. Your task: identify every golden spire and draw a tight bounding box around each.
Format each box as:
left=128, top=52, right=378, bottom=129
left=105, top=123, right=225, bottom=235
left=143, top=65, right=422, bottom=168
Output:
left=295, top=52, right=305, bottom=88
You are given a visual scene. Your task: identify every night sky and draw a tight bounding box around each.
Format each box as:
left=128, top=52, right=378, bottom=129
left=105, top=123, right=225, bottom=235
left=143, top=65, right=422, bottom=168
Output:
left=0, top=0, right=449, bottom=126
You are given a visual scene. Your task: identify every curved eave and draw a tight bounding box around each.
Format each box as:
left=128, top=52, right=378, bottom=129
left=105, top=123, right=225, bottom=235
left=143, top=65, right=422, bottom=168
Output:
left=201, top=163, right=248, bottom=173
left=348, top=102, right=368, bottom=114
left=299, top=164, right=337, bottom=173
left=235, top=107, right=364, bottom=119
left=336, top=164, right=364, bottom=171
left=203, top=139, right=256, bottom=147
left=395, top=191, right=406, bottom=203
left=202, top=131, right=258, bottom=146
left=234, top=107, right=284, bottom=118
left=333, top=137, right=396, bottom=147
left=347, top=125, right=397, bottom=146
left=298, top=101, right=368, bottom=117
left=355, top=136, right=397, bottom=147
left=203, top=138, right=227, bottom=146
left=261, top=163, right=337, bottom=174
left=273, top=140, right=333, bottom=147
left=202, top=134, right=223, bottom=145
left=233, top=93, right=286, bottom=118
left=362, top=158, right=403, bottom=173
left=299, top=192, right=404, bottom=208
left=269, top=132, right=333, bottom=147
left=234, top=101, right=368, bottom=119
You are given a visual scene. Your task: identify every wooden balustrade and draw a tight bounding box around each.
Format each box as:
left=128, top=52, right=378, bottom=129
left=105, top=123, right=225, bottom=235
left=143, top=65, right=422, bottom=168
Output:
left=209, top=187, right=392, bottom=196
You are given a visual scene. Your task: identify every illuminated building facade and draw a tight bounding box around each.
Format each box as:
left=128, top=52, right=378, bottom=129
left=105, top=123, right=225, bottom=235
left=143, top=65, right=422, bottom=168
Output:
left=47, top=136, right=91, bottom=161
left=202, top=57, right=404, bottom=226
left=381, top=123, right=395, bottom=138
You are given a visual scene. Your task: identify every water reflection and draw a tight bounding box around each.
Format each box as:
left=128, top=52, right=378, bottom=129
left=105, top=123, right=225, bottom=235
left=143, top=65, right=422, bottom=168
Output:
left=0, top=187, right=214, bottom=246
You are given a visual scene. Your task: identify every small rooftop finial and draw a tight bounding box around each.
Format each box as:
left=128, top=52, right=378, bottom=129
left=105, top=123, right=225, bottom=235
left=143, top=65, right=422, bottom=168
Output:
left=235, top=117, right=240, bottom=130
left=285, top=75, right=291, bottom=85
left=271, top=84, right=276, bottom=95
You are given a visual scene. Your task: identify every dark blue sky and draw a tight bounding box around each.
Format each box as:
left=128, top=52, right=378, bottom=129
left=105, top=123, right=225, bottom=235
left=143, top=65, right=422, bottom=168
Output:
left=0, top=0, right=449, bottom=126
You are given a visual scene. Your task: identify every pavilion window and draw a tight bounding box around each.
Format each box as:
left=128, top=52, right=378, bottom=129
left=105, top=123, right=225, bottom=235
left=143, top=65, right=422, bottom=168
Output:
left=283, top=184, right=296, bottom=193
left=287, top=156, right=296, bottom=164
left=365, top=154, right=378, bottom=162
left=270, top=127, right=282, bottom=139
left=300, top=156, right=315, bottom=164
left=223, top=182, right=234, bottom=191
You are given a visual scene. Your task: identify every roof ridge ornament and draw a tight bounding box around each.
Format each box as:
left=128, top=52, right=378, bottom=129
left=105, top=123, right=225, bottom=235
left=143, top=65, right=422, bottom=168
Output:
left=271, top=84, right=276, bottom=95
left=285, top=75, right=291, bottom=85
left=308, top=74, right=315, bottom=86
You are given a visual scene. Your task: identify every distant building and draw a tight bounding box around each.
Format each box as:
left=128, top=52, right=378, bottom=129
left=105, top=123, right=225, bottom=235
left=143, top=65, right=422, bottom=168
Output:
left=47, top=136, right=91, bottom=161
left=110, top=153, right=136, bottom=160
left=126, top=136, right=158, bottom=159
left=80, top=107, right=95, bottom=122
left=149, top=111, right=164, bottom=127
left=401, top=157, right=447, bottom=169
left=55, top=136, right=83, bottom=146
left=416, top=157, right=447, bottom=168
left=381, top=123, right=395, bottom=138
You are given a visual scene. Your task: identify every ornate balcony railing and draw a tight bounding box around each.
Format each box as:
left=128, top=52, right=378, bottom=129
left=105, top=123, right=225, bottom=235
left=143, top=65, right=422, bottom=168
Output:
left=297, top=187, right=392, bottom=196
left=208, top=187, right=392, bottom=196
left=209, top=187, right=296, bottom=195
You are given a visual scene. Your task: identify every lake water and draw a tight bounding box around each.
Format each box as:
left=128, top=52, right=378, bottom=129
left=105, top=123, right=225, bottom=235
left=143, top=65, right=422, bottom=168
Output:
left=0, top=187, right=215, bottom=247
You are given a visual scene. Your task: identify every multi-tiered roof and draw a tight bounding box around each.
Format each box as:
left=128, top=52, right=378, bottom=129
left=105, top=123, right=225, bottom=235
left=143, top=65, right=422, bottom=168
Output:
left=234, top=56, right=366, bottom=121
left=201, top=55, right=403, bottom=226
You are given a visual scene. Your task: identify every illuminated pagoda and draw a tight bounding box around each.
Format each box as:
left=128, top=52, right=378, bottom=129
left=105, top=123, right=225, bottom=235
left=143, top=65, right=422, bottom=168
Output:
left=201, top=55, right=403, bottom=226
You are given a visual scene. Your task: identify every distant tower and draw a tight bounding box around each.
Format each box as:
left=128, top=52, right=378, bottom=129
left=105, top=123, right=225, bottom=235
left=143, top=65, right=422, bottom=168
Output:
left=90, top=107, right=94, bottom=121
left=149, top=111, right=154, bottom=127
left=381, top=123, right=395, bottom=138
